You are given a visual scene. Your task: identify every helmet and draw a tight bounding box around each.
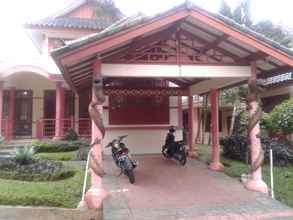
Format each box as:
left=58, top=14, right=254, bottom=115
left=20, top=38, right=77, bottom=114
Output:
left=169, top=126, right=176, bottom=133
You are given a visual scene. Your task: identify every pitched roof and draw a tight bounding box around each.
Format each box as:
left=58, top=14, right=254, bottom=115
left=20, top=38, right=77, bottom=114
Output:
left=52, top=1, right=293, bottom=58
left=51, top=1, right=293, bottom=93
left=25, top=0, right=116, bottom=30
left=25, top=17, right=113, bottom=30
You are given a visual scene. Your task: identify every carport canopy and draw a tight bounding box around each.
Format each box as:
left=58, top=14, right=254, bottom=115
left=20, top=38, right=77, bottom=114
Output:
left=51, top=1, right=293, bottom=95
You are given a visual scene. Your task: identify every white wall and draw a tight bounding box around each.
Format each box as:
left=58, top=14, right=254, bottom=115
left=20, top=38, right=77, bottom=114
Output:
left=103, top=129, right=183, bottom=155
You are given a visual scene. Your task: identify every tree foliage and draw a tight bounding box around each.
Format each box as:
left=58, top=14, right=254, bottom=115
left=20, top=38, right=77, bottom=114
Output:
left=262, top=98, right=293, bottom=135
left=219, top=0, right=293, bottom=47
left=93, top=0, right=123, bottom=22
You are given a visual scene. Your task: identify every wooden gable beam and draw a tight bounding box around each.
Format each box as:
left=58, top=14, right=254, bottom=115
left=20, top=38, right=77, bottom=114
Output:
left=188, top=10, right=293, bottom=66
left=237, top=51, right=268, bottom=63
left=104, top=27, right=177, bottom=62
left=181, top=29, right=240, bottom=62
left=200, top=34, right=229, bottom=54
left=59, top=11, right=189, bottom=66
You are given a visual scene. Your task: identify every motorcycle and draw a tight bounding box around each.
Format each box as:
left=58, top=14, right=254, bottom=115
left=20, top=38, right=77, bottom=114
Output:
left=105, top=135, right=137, bottom=184
left=162, top=140, right=188, bottom=166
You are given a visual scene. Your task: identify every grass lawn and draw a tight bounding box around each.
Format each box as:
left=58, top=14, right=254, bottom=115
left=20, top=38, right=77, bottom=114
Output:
left=34, top=151, right=77, bottom=161
left=197, top=144, right=293, bottom=208
left=0, top=165, right=84, bottom=208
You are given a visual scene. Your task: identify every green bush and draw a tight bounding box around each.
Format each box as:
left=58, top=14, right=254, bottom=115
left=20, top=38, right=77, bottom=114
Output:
left=34, top=151, right=77, bottom=161
left=266, top=98, right=293, bottom=135
left=0, top=158, right=75, bottom=182
left=76, top=147, right=90, bottom=161
left=32, top=139, right=90, bottom=153
left=63, top=128, right=78, bottom=141
left=0, top=168, right=75, bottom=182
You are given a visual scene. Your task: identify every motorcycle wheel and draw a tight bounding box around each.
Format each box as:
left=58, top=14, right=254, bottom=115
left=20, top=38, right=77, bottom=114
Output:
left=127, top=169, right=135, bottom=184
left=179, top=152, right=187, bottom=166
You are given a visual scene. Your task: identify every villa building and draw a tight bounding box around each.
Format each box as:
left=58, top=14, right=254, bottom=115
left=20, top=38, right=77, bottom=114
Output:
left=0, top=0, right=292, bottom=156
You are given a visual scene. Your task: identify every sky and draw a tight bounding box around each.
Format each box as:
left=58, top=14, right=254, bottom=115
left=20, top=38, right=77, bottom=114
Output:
left=0, top=0, right=292, bottom=61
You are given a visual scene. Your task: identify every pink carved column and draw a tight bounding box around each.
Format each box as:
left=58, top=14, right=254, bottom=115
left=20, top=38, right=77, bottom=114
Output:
left=188, top=94, right=197, bottom=158
left=0, top=82, right=3, bottom=137
left=54, top=82, right=65, bottom=139
left=85, top=60, right=107, bottom=209
left=245, top=62, right=268, bottom=193
left=7, top=87, right=15, bottom=140
left=209, top=89, right=224, bottom=171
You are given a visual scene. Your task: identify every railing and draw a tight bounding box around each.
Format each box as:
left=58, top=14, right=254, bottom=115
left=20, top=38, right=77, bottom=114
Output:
left=36, top=118, right=91, bottom=139
left=1, top=119, right=10, bottom=140
left=78, top=118, right=91, bottom=137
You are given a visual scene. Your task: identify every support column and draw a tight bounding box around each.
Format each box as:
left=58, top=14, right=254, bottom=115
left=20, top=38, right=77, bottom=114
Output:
left=245, top=62, right=268, bottom=194
left=54, top=82, right=65, bottom=139
left=188, top=95, right=197, bottom=158
left=85, top=60, right=107, bottom=209
left=209, top=89, right=224, bottom=171
left=74, top=95, right=79, bottom=134
left=7, top=87, right=15, bottom=140
left=177, top=96, right=183, bottom=129
left=0, top=82, right=3, bottom=137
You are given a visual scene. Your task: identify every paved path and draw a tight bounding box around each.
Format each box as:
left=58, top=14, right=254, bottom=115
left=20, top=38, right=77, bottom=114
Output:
left=103, top=155, right=293, bottom=220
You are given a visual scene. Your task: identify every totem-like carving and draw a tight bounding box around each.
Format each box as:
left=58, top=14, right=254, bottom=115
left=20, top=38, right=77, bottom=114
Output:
left=247, top=80, right=265, bottom=173
left=88, top=77, right=106, bottom=177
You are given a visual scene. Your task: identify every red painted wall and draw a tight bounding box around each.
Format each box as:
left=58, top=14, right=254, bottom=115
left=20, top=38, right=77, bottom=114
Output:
left=109, top=95, right=170, bottom=125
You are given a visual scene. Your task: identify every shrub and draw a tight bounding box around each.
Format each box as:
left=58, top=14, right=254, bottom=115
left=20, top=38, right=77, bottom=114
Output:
left=32, top=139, right=90, bottom=153
left=34, top=151, right=77, bottom=161
left=15, top=146, right=35, bottom=165
left=76, top=147, right=90, bottom=161
left=262, top=98, right=293, bottom=136
left=221, top=134, right=293, bottom=166
left=221, top=135, right=248, bottom=162
left=0, top=158, right=75, bottom=181
left=63, top=128, right=78, bottom=141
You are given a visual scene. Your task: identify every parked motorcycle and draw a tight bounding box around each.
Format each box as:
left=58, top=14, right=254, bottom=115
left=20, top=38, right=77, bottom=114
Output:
left=105, top=135, right=137, bottom=183
left=162, top=128, right=188, bottom=166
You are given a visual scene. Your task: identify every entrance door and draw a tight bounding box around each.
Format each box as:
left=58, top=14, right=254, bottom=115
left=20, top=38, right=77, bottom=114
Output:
left=14, top=90, right=33, bottom=137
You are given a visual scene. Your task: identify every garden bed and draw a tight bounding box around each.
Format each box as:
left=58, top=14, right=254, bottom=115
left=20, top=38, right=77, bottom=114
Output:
left=0, top=165, right=84, bottom=208
left=197, top=144, right=293, bottom=208
left=0, top=158, right=75, bottom=181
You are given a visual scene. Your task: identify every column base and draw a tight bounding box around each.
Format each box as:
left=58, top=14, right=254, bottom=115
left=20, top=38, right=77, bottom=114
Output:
left=85, top=186, right=107, bottom=209
left=77, top=200, right=88, bottom=211
left=245, top=179, right=268, bottom=194
left=53, top=136, right=62, bottom=141
left=208, top=161, right=224, bottom=172
left=188, top=150, right=197, bottom=159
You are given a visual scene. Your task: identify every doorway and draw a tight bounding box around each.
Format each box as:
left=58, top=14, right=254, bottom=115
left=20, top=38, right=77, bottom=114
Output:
left=14, top=90, right=33, bottom=137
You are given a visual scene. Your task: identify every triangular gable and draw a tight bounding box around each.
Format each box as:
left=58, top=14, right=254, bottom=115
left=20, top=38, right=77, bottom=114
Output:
left=52, top=2, right=293, bottom=68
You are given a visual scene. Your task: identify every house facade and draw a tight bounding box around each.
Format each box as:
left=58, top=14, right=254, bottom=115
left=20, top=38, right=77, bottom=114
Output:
left=0, top=0, right=292, bottom=154
left=0, top=0, right=183, bottom=154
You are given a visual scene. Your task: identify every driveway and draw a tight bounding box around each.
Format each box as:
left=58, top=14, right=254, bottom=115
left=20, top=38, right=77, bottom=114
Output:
left=103, top=155, right=293, bottom=220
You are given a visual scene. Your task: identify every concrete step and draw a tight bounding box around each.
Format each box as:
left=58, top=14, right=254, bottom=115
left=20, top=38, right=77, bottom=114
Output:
left=4, top=139, right=33, bottom=148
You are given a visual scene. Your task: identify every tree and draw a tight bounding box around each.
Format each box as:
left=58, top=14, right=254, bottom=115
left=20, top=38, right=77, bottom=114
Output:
left=253, top=21, right=293, bottom=48
left=220, top=86, right=248, bottom=136
left=219, top=0, right=233, bottom=19
left=218, top=0, right=293, bottom=47
left=93, top=0, right=123, bottom=22
left=262, top=98, right=293, bottom=137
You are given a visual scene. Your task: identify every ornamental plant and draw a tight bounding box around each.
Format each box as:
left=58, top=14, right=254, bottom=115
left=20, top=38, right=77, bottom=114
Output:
left=15, top=146, right=35, bottom=165
left=262, top=98, right=293, bottom=136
